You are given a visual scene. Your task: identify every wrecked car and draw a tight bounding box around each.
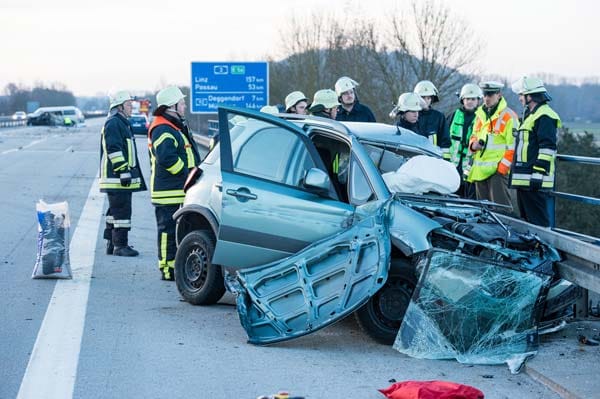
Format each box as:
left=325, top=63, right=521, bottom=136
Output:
left=173, top=107, right=579, bottom=347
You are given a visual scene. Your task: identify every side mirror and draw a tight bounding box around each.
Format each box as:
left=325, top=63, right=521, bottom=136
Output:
left=303, top=168, right=331, bottom=193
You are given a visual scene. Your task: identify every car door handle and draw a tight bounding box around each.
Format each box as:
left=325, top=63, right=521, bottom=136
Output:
left=226, top=187, right=257, bottom=200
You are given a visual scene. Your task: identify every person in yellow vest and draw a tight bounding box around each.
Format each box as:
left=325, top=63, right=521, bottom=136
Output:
left=466, top=81, right=518, bottom=212
left=447, top=83, right=482, bottom=199
left=509, top=77, right=560, bottom=227
left=148, top=86, right=202, bottom=280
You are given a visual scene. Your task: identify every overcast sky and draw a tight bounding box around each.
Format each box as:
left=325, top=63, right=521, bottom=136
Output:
left=2, top=0, right=599, bottom=96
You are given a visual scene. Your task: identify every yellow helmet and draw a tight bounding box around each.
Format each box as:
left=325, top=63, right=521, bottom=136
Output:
left=156, top=86, right=186, bottom=107
left=335, top=76, right=359, bottom=97
left=109, top=91, right=133, bottom=109
left=284, top=91, right=308, bottom=111
left=414, top=80, right=439, bottom=102
left=511, top=76, right=547, bottom=95
left=311, top=89, right=340, bottom=109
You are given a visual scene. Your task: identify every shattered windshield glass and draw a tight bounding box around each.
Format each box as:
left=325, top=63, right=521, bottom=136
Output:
left=393, top=249, right=553, bottom=374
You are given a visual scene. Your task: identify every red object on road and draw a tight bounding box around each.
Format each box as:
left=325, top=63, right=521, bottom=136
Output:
left=379, top=380, right=484, bottom=399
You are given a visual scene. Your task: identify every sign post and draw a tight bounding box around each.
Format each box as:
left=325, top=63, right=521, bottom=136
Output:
left=190, top=62, right=269, bottom=114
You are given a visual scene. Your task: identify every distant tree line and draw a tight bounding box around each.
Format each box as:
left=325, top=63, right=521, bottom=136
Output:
left=0, top=82, right=76, bottom=115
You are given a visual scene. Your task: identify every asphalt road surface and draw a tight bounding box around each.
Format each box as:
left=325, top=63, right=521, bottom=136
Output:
left=0, top=119, right=572, bottom=399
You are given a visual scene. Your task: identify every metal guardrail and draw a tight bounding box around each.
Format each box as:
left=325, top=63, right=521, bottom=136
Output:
left=0, top=116, right=27, bottom=128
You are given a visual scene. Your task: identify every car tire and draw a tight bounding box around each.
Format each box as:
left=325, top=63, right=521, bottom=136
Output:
left=355, top=259, right=417, bottom=345
left=175, top=230, right=225, bottom=305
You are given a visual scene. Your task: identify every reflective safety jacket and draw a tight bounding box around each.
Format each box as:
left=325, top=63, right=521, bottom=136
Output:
left=99, top=111, right=146, bottom=193
left=510, top=104, right=561, bottom=190
left=148, top=114, right=202, bottom=205
left=417, top=108, right=451, bottom=160
left=447, top=107, right=476, bottom=174
left=336, top=101, right=376, bottom=122
left=466, top=98, right=518, bottom=182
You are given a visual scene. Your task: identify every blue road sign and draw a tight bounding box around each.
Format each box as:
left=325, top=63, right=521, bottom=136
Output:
left=190, top=62, right=269, bottom=114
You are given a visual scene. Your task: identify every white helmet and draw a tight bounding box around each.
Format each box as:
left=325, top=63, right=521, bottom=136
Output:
left=335, top=76, right=359, bottom=97
left=413, top=80, right=439, bottom=102
left=284, top=91, right=308, bottom=111
left=311, top=89, right=340, bottom=109
left=459, top=83, right=483, bottom=101
left=156, top=86, right=186, bottom=107
left=511, top=76, right=547, bottom=95
left=109, top=91, right=133, bottom=109
left=397, top=92, right=425, bottom=112
left=260, top=105, right=280, bottom=115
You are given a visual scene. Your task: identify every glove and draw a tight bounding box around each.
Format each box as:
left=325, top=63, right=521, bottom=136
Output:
left=120, top=172, right=132, bottom=187
left=530, top=172, right=543, bottom=190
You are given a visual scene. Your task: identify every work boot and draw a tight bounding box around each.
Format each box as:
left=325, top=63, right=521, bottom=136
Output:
left=106, top=240, right=114, bottom=255
left=161, top=267, right=175, bottom=281
left=113, top=246, right=139, bottom=257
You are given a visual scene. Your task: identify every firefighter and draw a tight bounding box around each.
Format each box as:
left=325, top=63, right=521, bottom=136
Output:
left=99, top=90, right=146, bottom=257
left=284, top=91, right=309, bottom=114
left=466, top=81, right=518, bottom=212
left=308, top=89, right=340, bottom=119
left=447, top=83, right=483, bottom=199
left=334, top=76, right=376, bottom=122
left=510, top=77, right=561, bottom=227
left=149, top=86, right=202, bottom=280
left=413, top=80, right=451, bottom=160
left=389, top=92, right=424, bottom=134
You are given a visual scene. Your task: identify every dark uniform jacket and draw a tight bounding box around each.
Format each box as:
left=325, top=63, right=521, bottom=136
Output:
left=396, top=118, right=420, bottom=134
left=99, top=111, right=146, bottom=193
left=417, top=108, right=451, bottom=149
left=336, top=101, right=376, bottom=122
left=148, top=113, right=202, bottom=205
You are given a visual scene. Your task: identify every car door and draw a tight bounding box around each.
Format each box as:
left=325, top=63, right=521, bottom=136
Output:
left=213, top=107, right=355, bottom=269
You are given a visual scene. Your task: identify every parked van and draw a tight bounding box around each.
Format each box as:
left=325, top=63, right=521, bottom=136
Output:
left=27, top=106, right=85, bottom=126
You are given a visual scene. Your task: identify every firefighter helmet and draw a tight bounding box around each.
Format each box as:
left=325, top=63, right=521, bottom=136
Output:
left=311, top=89, right=340, bottom=109
left=413, top=80, right=439, bottom=102
left=397, top=92, right=425, bottom=112
left=334, top=76, right=359, bottom=97
left=459, top=83, right=483, bottom=101
left=284, top=91, right=308, bottom=111
left=109, top=91, right=133, bottom=109
left=156, top=86, right=186, bottom=107
left=511, top=76, right=547, bottom=95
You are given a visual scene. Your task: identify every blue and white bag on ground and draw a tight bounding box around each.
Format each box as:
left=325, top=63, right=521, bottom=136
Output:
left=32, top=200, right=72, bottom=279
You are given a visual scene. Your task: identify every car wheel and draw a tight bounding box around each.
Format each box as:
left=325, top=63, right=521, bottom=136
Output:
left=175, top=230, right=225, bottom=305
left=355, top=260, right=417, bottom=345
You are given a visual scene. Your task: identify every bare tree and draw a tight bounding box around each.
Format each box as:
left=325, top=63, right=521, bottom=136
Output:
left=385, top=0, right=483, bottom=111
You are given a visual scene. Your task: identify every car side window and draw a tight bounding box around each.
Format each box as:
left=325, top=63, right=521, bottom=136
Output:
left=349, top=157, right=376, bottom=205
left=233, top=126, right=314, bottom=186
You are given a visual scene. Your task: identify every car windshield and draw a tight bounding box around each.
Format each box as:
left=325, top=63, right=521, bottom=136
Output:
left=361, top=141, right=425, bottom=175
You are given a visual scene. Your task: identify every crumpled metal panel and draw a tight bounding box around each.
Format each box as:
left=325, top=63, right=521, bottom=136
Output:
left=393, top=249, right=553, bottom=374
left=226, top=205, right=391, bottom=345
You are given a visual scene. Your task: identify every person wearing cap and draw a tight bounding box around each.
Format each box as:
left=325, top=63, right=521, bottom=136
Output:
left=308, top=89, right=340, bottom=119
left=390, top=92, right=424, bottom=134
left=99, top=91, right=147, bottom=257
left=148, top=86, right=202, bottom=280
left=413, top=80, right=451, bottom=160
left=334, top=76, right=376, bottom=122
left=284, top=91, right=308, bottom=115
left=446, top=83, right=483, bottom=199
left=466, top=81, right=518, bottom=212
left=509, top=77, right=561, bottom=227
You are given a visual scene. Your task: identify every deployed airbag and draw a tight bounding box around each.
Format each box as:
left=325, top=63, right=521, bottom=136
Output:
left=382, top=155, right=460, bottom=195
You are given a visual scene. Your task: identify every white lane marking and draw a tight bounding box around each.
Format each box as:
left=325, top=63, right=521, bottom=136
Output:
left=17, top=178, right=104, bottom=399
left=22, top=138, right=47, bottom=149
left=0, top=138, right=47, bottom=155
